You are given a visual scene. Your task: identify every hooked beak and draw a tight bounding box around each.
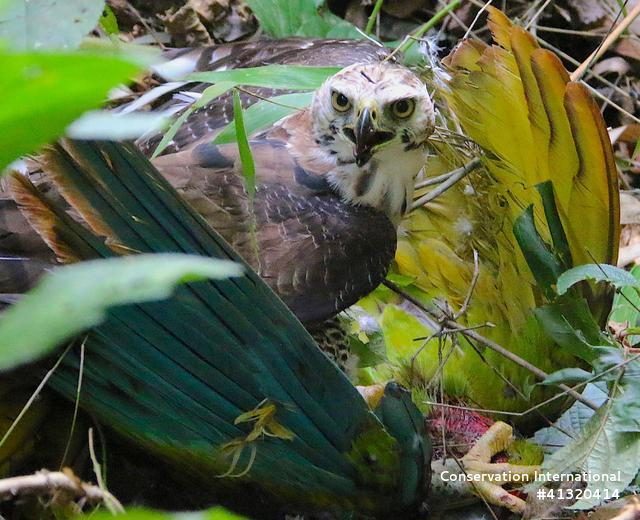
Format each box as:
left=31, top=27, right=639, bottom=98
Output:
left=352, top=106, right=395, bottom=167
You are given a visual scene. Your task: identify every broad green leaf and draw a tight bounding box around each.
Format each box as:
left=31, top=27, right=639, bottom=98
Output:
left=67, top=110, right=169, bottom=140
left=540, top=367, right=592, bottom=386
left=214, top=92, right=313, bottom=145
left=0, top=51, right=140, bottom=172
left=610, top=358, right=640, bottom=433
left=557, top=264, right=640, bottom=295
left=610, top=264, right=640, bottom=325
left=188, top=65, right=339, bottom=90
left=84, top=506, right=246, bottom=520
left=513, top=205, right=564, bottom=299
left=246, top=0, right=361, bottom=38
left=534, top=383, right=608, bottom=454
left=0, top=0, right=106, bottom=50
left=535, top=299, right=615, bottom=364
left=0, top=254, right=242, bottom=370
left=542, top=381, right=640, bottom=509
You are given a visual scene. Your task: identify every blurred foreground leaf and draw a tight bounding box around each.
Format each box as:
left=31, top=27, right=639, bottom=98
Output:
left=0, top=0, right=105, bottom=50
left=67, top=110, right=170, bottom=140
left=0, top=51, right=140, bottom=172
left=84, top=506, right=247, bottom=520
left=0, top=254, right=242, bottom=370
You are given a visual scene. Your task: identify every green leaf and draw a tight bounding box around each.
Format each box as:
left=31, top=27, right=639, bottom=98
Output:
left=534, top=383, right=608, bottom=453
left=610, top=264, right=640, bottom=344
left=534, top=299, right=615, bottom=363
left=245, top=0, right=361, bottom=38
left=0, top=51, right=140, bottom=172
left=233, top=89, right=256, bottom=198
left=99, top=4, right=119, bottom=35
left=513, top=204, right=564, bottom=299
left=0, top=0, right=106, bottom=50
left=540, top=367, right=593, bottom=386
left=349, top=331, right=388, bottom=368
left=610, top=265, right=640, bottom=322
left=83, top=506, right=247, bottom=520
left=188, top=65, right=339, bottom=90
left=0, top=254, right=242, bottom=371
left=152, top=81, right=235, bottom=158
left=610, top=359, right=640, bottom=433
left=542, top=382, right=640, bottom=510
left=66, top=110, right=169, bottom=140
left=557, top=264, right=640, bottom=295
left=214, top=92, right=312, bottom=145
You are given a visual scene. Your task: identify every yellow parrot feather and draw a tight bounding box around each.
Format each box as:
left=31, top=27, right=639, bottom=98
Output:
left=375, top=6, right=620, bottom=430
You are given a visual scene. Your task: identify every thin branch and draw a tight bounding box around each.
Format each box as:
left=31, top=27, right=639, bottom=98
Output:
left=60, top=336, right=87, bottom=470
left=235, top=86, right=306, bottom=112
left=571, top=1, right=640, bottom=81
left=454, top=249, right=480, bottom=320
left=383, top=281, right=600, bottom=411
left=411, top=158, right=482, bottom=210
left=0, top=344, right=72, bottom=451
left=0, top=469, right=123, bottom=512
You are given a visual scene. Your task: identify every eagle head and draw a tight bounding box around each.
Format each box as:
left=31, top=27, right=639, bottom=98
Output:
left=310, top=62, right=435, bottom=222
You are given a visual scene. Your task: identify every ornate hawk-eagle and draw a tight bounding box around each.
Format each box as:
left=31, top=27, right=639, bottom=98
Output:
left=1, top=40, right=435, bottom=331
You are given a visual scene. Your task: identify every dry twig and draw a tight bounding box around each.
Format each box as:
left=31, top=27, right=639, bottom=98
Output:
left=0, top=469, right=123, bottom=513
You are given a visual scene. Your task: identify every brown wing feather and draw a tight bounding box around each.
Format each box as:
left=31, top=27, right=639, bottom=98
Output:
left=257, top=188, right=396, bottom=325
left=152, top=126, right=396, bottom=325
left=0, top=175, right=58, bottom=293
left=5, top=39, right=397, bottom=325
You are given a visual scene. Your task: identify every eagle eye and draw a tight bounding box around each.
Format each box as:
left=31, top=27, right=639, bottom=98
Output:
left=391, top=98, right=415, bottom=119
left=331, top=91, right=351, bottom=112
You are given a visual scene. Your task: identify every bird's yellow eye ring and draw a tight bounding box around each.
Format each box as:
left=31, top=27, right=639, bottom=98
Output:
left=331, top=91, right=351, bottom=112
left=391, top=98, right=415, bottom=119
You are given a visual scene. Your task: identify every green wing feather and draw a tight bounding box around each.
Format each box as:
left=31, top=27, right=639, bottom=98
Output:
left=16, top=139, right=429, bottom=514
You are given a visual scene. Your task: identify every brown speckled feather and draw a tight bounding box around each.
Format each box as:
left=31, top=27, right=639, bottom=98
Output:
left=153, top=113, right=396, bottom=325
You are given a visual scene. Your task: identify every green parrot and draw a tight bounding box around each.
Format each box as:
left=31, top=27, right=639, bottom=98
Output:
left=358, top=6, right=619, bottom=433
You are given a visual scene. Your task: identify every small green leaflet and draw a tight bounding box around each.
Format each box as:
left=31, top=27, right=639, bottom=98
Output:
left=214, top=92, right=313, bottom=145
left=233, top=89, right=256, bottom=198
left=188, top=65, right=339, bottom=90
left=556, top=264, right=640, bottom=295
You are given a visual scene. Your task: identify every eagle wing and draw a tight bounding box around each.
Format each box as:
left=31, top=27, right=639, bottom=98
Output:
left=2, top=39, right=397, bottom=323
left=153, top=113, right=396, bottom=325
